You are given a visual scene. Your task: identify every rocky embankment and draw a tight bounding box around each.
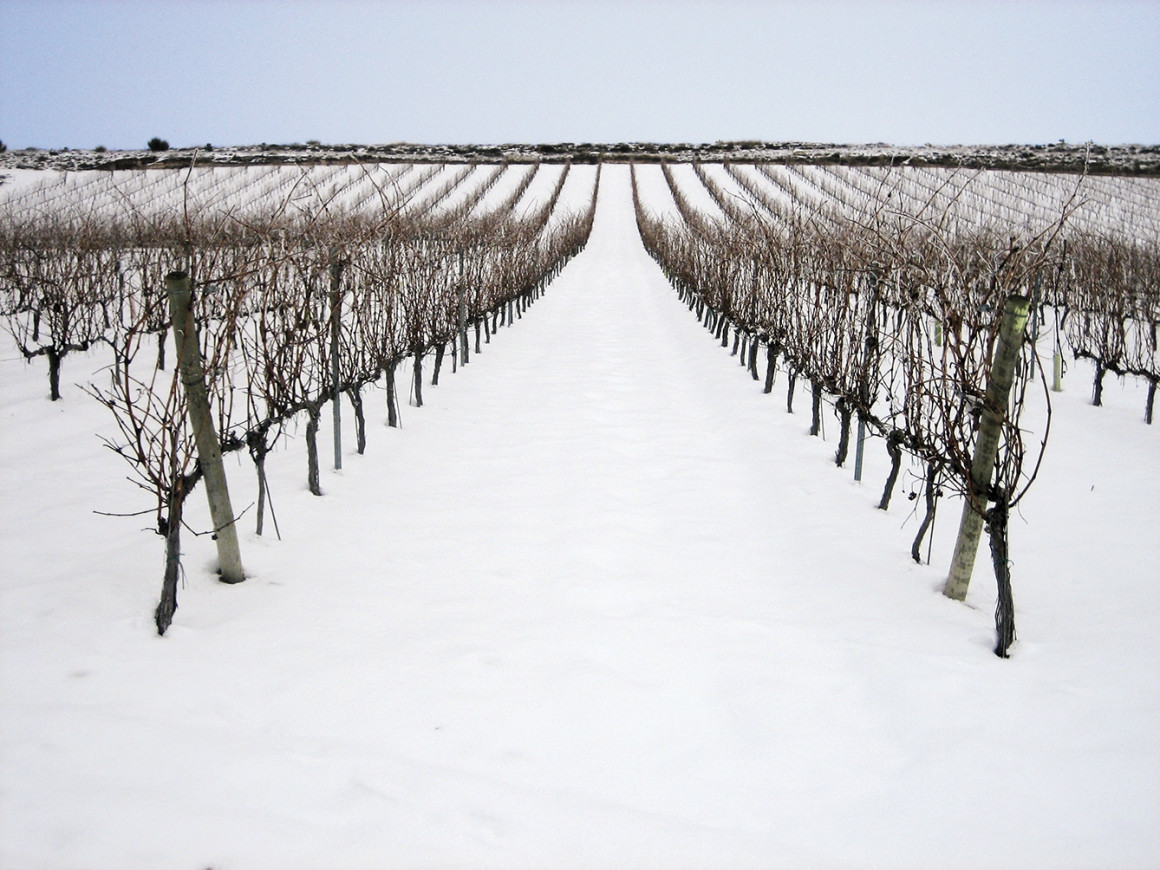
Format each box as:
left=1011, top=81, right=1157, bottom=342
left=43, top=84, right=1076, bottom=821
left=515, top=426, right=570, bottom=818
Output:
left=2, top=140, right=1158, bottom=175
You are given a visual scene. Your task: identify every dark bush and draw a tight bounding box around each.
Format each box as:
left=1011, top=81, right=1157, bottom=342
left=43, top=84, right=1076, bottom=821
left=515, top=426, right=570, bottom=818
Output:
left=147, top=137, right=169, bottom=152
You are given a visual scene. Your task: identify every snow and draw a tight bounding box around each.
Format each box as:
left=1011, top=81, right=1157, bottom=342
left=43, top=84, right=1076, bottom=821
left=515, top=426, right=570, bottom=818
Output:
left=664, top=162, right=726, bottom=224
left=514, top=163, right=567, bottom=221
left=0, top=163, right=576, bottom=226
left=722, top=163, right=797, bottom=220
left=470, top=164, right=536, bottom=219
left=697, top=162, right=763, bottom=218
left=431, top=164, right=503, bottom=216
left=629, top=163, right=681, bottom=222
left=2, top=165, right=1159, bottom=869
left=544, top=164, right=599, bottom=228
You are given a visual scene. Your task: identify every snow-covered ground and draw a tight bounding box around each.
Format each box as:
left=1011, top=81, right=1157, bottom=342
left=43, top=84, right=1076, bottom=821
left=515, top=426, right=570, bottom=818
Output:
left=1, top=165, right=1157, bottom=869
left=631, top=163, right=681, bottom=222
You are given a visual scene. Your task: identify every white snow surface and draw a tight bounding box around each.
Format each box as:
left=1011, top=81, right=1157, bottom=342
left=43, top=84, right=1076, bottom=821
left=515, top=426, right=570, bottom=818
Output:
left=665, top=162, right=727, bottom=225
left=543, top=164, right=599, bottom=231
left=469, top=164, right=536, bottom=219
left=631, top=163, right=681, bottom=222
left=2, top=165, right=1159, bottom=869
left=514, top=163, right=568, bottom=221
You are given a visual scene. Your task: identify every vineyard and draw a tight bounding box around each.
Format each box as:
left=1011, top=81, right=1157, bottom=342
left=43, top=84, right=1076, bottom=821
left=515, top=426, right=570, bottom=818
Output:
left=631, top=159, right=1159, bottom=656
left=1, top=157, right=1158, bottom=868
left=5, top=155, right=1154, bottom=649
left=1, top=160, right=600, bottom=632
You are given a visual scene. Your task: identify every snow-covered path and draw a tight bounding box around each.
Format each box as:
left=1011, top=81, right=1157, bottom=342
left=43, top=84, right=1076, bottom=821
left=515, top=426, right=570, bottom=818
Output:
left=2, top=165, right=1158, bottom=870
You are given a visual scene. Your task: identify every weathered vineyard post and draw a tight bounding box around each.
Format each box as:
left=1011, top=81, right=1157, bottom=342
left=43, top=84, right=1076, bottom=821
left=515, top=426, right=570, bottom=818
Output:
left=854, top=271, right=879, bottom=482
left=1052, top=306, right=1064, bottom=392
left=165, top=271, right=245, bottom=585
left=458, top=248, right=469, bottom=365
left=329, top=250, right=344, bottom=471
left=943, top=294, right=1030, bottom=601
left=852, top=420, right=866, bottom=481
left=1028, top=274, right=1042, bottom=378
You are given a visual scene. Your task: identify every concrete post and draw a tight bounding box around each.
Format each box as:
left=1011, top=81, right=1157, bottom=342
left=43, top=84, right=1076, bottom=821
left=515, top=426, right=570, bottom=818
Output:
left=854, top=272, right=879, bottom=482
left=944, top=294, right=1030, bottom=601
left=458, top=248, right=469, bottom=365
left=329, top=252, right=343, bottom=471
left=166, top=272, right=244, bottom=585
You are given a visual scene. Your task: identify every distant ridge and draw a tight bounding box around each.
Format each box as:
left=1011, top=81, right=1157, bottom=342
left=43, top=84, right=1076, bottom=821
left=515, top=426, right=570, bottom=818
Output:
left=2, top=140, right=1158, bottom=175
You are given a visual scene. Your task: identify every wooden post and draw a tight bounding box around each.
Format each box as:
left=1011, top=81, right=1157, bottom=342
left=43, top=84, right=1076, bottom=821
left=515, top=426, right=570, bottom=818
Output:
left=329, top=252, right=343, bottom=471
left=166, top=272, right=244, bottom=585
left=944, top=294, right=1030, bottom=601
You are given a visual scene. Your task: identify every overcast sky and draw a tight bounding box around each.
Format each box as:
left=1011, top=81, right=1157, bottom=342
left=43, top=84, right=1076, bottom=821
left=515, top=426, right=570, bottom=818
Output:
left=1, top=0, right=1157, bottom=150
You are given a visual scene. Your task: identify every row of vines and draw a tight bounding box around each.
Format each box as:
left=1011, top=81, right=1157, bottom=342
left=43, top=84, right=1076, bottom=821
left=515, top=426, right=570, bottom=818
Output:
left=0, top=160, right=600, bottom=633
left=633, top=161, right=1159, bottom=657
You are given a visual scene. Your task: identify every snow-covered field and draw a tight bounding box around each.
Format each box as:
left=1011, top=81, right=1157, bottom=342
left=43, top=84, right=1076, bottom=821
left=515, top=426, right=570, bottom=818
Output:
left=1, top=165, right=1158, bottom=869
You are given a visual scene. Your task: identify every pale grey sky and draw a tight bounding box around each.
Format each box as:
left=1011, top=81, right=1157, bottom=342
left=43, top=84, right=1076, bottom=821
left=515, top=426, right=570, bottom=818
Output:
left=1, top=0, right=1157, bottom=150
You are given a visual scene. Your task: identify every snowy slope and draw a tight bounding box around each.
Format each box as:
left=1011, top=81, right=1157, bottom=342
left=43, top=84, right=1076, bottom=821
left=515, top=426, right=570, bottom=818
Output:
left=513, top=163, right=568, bottom=221
left=1, top=165, right=1158, bottom=870
left=631, top=162, right=681, bottom=222
left=470, top=164, right=537, bottom=219
left=665, top=162, right=727, bottom=224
